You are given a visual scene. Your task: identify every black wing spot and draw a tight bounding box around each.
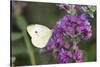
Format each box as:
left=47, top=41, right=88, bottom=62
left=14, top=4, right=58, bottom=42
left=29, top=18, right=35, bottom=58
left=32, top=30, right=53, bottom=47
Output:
left=35, top=31, right=38, bottom=33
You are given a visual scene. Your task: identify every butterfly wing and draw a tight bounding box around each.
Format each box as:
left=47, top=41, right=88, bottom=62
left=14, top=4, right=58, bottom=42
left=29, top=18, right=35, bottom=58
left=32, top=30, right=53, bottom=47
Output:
left=27, top=24, right=52, bottom=48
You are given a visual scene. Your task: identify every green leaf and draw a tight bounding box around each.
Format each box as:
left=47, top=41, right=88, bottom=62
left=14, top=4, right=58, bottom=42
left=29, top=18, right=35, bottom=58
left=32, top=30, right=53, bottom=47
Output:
left=12, top=32, right=23, bottom=41
left=15, top=14, right=27, bottom=31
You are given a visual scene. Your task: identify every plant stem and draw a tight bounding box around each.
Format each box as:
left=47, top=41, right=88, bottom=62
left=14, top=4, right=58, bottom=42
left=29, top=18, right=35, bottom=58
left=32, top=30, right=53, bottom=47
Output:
left=23, top=31, right=35, bottom=65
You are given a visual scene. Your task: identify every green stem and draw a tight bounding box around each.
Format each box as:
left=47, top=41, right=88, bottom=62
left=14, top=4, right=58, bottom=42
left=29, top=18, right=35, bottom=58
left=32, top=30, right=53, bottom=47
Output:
left=23, top=31, right=35, bottom=65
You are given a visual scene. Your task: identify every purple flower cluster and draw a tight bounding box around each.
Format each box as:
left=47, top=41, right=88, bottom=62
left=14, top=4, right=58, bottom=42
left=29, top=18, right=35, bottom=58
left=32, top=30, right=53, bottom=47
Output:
left=45, top=13, right=92, bottom=63
left=57, top=14, right=92, bottom=39
left=55, top=42, right=83, bottom=63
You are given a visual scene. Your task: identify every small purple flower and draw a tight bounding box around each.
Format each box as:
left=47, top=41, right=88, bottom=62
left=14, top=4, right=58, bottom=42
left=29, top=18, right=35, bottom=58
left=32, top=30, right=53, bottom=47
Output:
left=71, top=50, right=83, bottom=62
left=72, top=42, right=79, bottom=51
left=46, top=38, right=56, bottom=50
left=55, top=48, right=70, bottom=63
left=76, top=25, right=84, bottom=34
left=77, top=18, right=83, bottom=24
left=80, top=14, right=87, bottom=20
left=66, top=25, right=73, bottom=32
left=71, top=15, right=78, bottom=22
left=76, top=51, right=83, bottom=62
left=70, top=43, right=83, bottom=62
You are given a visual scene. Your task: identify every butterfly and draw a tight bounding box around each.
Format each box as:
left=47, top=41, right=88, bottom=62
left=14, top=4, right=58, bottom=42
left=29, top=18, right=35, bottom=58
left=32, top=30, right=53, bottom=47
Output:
left=27, top=24, right=52, bottom=48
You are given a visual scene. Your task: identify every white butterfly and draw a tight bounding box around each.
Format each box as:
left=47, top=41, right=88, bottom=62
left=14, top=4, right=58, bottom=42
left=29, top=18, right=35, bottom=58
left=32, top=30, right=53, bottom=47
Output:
left=27, top=24, right=52, bottom=48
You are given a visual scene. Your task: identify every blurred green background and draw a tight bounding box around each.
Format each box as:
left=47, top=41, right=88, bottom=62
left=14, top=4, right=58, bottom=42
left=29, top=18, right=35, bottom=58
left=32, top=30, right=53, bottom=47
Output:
left=11, top=1, right=96, bottom=66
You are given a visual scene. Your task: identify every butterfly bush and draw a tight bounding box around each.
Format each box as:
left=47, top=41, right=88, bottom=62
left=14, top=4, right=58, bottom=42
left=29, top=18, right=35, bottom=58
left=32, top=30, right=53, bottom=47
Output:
left=44, top=4, right=95, bottom=63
